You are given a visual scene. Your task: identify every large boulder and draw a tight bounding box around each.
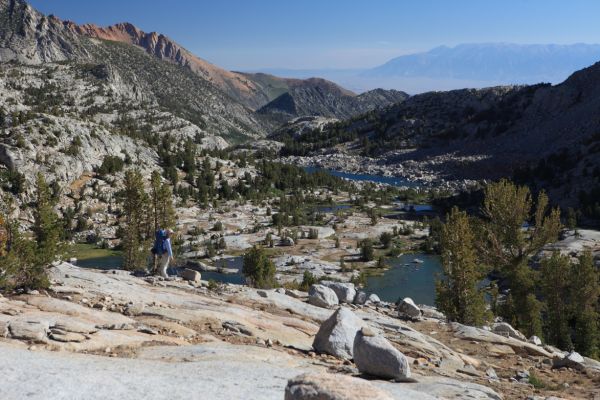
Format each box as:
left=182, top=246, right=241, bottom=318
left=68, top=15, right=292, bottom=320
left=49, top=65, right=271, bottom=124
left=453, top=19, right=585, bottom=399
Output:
left=181, top=269, right=201, bottom=283
left=366, top=294, right=381, bottom=304
left=553, top=351, right=585, bottom=370
left=529, top=335, right=542, bottom=346
left=420, top=305, right=445, bottom=320
left=492, top=322, right=527, bottom=341
left=353, top=327, right=411, bottom=380
left=398, top=297, right=421, bottom=319
left=308, top=284, right=339, bottom=308
left=8, top=320, right=50, bottom=342
left=281, top=237, right=295, bottom=246
left=285, top=373, right=394, bottom=400
left=320, top=281, right=356, bottom=304
left=313, top=308, right=364, bottom=359
left=353, top=291, right=367, bottom=305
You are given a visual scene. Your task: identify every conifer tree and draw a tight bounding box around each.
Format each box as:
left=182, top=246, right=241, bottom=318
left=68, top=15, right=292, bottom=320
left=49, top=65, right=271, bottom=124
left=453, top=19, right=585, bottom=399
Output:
left=242, top=246, right=276, bottom=288
left=571, top=250, right=600, bottom=357
left=540, top=252, right=573, bottom=349
left=121, top=169, right=149, bottom=270
left=476, top=180, right=561, bottom=336
left=436, top=207, right=490, bottom=325
left=150, top=170, right=176, bottom=229
left=33, top=173, right=60, bottom=266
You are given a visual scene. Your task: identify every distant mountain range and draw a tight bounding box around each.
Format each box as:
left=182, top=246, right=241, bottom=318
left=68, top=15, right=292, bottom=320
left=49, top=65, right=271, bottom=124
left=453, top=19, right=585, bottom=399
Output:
left=252, top=43, right=600, bottom=94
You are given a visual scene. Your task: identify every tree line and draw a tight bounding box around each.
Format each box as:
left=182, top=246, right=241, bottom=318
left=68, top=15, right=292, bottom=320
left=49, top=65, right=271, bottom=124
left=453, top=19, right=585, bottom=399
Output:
left=436, top=179, right=599, bottom=358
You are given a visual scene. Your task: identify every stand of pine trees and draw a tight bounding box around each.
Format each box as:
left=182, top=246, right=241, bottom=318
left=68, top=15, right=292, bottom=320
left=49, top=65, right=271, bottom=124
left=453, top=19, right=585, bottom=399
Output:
left=0, top=174, right=61, bottom=290
left=436, top=179, right=600, bottom=359
left=119, top=169, right=176, bottom=271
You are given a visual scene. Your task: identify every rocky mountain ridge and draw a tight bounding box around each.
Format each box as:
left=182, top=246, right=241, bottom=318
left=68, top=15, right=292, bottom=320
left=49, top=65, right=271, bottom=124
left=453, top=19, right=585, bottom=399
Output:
left=280, top=60, right=600, bottom=214
left=364, top=43, right=600, bottom=84
left=257, top=83, right=408, bottom=126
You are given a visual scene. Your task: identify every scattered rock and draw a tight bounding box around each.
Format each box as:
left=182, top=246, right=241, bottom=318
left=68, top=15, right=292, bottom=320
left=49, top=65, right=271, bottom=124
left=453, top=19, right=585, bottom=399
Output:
left=308, top=284, right=339, bottom=308
left=52, top=321, right=98, bottom=334
left=222, top=321, right=253, bottom=336
left=281, top=237, right=295, bottom=246
left=529, top=335, right=542, bottom=346
left=313, top=308, right=364, bottom=360
left=419, top=305, right=445, bottom=320
left=320, top=281, right=356, bottom=304
left=285, top=373, right=394, bottom=400
left=398, top=297, right=421, bottom=319
left=8, top=320, right=50, bottom=342
left=353, top=291, right=367, bottom=305
left=353, top=327, right=411, bottom=380
left=123, top=303, right=145, bottom=317
left=458, top=364, right=481, bottom=377
left=285, top=289, right=306, bottom=299
left=366, top=294, right=380, bottom=304
left=181, top=269, right=202, bottom=283
left=137, top=326, right=158, bottom=335
left=553, top=351, right=585, bottom=370
left=514, top=369, right=530, bottom=383
left=492, top=322, right=527, bottom=341
left=0, top=321, right=9, bottom=338
left=49, top=330, right=87, bottom=343
left=96, top=323, right=135, bottom=331
left=485, top=367, right=499, bottom=380
left=486, top=344, right=516, bottom=357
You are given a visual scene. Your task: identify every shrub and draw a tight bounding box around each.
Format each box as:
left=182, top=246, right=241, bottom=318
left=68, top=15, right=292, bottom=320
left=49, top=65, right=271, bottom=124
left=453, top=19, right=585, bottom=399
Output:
left=242, top=246, right=276, bottom=289
left=361, top=239, right=375, bottom=262
left=97, top=155, right=124, bottom=176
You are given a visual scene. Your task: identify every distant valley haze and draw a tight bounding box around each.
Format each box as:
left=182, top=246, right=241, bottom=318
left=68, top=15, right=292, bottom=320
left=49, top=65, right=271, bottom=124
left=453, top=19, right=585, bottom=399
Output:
left=27, top=0, right=600, bottom=93
left=247, top=42, right=600, bottom=93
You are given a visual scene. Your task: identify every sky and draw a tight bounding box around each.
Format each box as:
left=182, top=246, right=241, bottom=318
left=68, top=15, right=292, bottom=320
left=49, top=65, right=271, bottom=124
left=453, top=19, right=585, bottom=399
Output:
left=28, top=0, right=600, bottom=71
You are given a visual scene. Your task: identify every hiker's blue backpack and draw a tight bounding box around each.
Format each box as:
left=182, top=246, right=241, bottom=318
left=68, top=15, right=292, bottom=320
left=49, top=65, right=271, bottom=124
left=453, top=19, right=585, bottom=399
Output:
left=152, top=229, right=167, bottom=255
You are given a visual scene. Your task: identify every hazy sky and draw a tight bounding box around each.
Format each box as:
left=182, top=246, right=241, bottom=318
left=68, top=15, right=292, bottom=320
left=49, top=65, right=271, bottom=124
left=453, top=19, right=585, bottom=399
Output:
left=29, top=0, right=600, bottom=70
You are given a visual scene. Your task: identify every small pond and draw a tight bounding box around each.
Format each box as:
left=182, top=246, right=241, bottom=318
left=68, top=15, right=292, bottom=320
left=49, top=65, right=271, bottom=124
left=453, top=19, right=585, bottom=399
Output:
left=76, top=255, right=123, bottom=270
left=314, top=204, right=352, bottom=213
left=200, top=256, right=246, bottom=285
left=364, top=253, right=442, bottom=306
left=304, top=167, right=420, bottom=188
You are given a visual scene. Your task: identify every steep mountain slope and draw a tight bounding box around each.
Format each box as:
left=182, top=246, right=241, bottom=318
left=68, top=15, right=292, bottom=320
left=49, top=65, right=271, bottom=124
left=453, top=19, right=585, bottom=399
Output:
left=62, top=21, right=274, bottom=110
left=0, top=0, right=266, bottom=140
left=257, top=79, right=408, bottom=126
left=0, top=0, right=89, bottom=62
left=364, top=43, right=600, bottom=84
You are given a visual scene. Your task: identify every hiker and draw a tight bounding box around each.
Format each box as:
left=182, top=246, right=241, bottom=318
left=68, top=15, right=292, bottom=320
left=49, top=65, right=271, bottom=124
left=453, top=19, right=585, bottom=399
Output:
left=152, top=228, right=174, bottom=278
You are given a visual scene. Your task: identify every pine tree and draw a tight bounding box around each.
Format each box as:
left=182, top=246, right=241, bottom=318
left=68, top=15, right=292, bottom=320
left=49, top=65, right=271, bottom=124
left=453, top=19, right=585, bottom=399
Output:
left=121, top=169, right=149, bottom=271
left=0, top=177, right=56, bottom=290
left=540, top=252, right=573, bottom=350
left=242, top=246, right=276, bottom=289
left=476, top=180, right=561, bottom=335
left=149, top=170, right=176, bottom=232
left=360, top=239, right=375, bottom=262
left=436, top=207, right=490, bottom=325
left=33, top=173, right=60, bottom=266
left=571, top=250, right=600, bottom=357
